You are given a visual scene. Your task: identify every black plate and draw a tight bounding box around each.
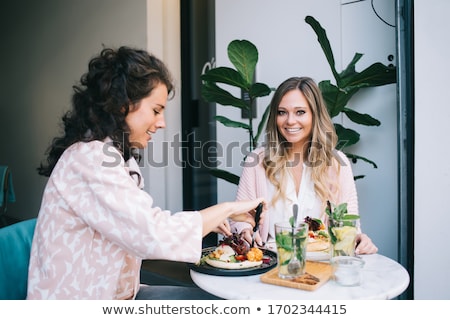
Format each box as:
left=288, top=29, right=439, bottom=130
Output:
left=189, top=247, right=277, bottom=276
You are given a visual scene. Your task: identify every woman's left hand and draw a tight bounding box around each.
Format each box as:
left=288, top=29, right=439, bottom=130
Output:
left=355, top=233, right=378, bottom=254
left=240, top=228, right=264, bottom=247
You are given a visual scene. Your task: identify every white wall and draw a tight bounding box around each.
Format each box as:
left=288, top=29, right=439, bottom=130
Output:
left=214, top=0, right=398, bottom=260
left=414, top=0, right=450, bottom=300
left=143, top=0, right=183, bottom=213
left=341, top=1, right=398, bottom=261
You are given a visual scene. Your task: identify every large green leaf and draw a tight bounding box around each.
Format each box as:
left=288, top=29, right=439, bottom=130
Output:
left=344, top=152, right=378, bottom=169
left=343, top=108, right=381, bottom=126
left=305, top=16, right=339, bottom=82
left=319, top=81, right=353, bottom=117
left=338, top=53, right=364, bottom=86
left=343, top=62, right=397, bottom=88
left=228, top=40, right=258, bottom=85
left=209, top=168, right=240, bottom=185
left=319, top=81, right=341, bottom=116
left=249, top=82, right=272, bottom=98
left=202, top=82, right=249, bottom=110
left=201, top=67, right=249, bottom=89
left=335, top=124, right=360, bottom=148
left=255, top=104, right=271, bottom=144
left=215, top=115, right=250, bottom=130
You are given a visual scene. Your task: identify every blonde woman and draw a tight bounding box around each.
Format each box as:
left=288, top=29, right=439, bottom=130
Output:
left=232, top=76, right=377, bottom=255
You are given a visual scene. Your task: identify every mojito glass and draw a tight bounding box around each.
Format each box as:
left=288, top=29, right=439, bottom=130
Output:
left=274, top=221, right=308, bottom=279
left=329, top=218, right=359, bottom=257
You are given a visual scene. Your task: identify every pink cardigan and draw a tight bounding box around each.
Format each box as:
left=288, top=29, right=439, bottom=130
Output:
left=232, top=148, right=359, bottom=243
left=27, top=140, right=202, bottom=299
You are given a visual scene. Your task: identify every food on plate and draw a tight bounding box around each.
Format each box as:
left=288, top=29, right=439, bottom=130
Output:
left=308, top=238, right=330, bottom=252
left=203, top=233, right=264, bottom=269
left=304, top=216, right=330, bottom=252
left=218, top=232, right=250, bottom=255
left=246, top=247, right=263, bottom=262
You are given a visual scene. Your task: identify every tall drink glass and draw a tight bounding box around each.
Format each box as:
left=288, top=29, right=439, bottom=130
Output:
left=274, top=221, right=308, bottom=279
left=329, top=217, right=359, bottom=257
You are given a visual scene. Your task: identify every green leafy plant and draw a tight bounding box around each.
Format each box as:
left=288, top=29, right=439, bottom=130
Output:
left=305, top=16, right=397, bottom=178
left=201, top=40, right=273, bottom=185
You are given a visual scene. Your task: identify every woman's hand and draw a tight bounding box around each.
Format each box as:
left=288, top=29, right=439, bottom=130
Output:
left=199, top=197, right=266, bottom=237
left=213, top=220, right=232, bottom=237
left=228, top=198, right=266, bottom=227
left=355, top=233, right=378, bottom=254
left=240, top=228, right=264, bottom=247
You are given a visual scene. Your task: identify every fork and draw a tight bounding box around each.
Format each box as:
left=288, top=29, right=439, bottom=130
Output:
left=251, top=202, right=263, bottom=247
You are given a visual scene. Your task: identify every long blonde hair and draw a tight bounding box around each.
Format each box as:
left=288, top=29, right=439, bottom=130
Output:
left=263, top=77, right=340, bottom=206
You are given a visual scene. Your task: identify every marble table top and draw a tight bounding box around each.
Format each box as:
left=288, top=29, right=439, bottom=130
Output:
left=190, top=254, right=410, bottom=300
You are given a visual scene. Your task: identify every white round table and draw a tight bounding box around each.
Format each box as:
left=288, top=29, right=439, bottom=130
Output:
left=190, top=254, right=409, bottom=300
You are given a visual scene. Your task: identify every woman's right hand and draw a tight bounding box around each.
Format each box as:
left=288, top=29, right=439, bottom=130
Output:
left=213, top=219, right=232, bottom=237
left=199, top=198, right=266, bottom=237
left=228, top=198, right=266, bottom=227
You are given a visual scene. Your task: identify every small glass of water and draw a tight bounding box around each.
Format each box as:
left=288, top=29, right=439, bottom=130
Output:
left=330, top=256, right=365, bottom=286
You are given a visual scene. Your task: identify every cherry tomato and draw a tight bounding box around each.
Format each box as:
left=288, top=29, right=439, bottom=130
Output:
left=235, top=255, right=246, bottom=261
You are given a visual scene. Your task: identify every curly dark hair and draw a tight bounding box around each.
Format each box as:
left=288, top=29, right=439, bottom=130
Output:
left=38, top=46, right=174, bottom=177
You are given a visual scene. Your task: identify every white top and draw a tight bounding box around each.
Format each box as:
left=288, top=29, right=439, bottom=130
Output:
left=232, top=147, right=359, bottom=245
left=267, top=164, right=323, bottom=243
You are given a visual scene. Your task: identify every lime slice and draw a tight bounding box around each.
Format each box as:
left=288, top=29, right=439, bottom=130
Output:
left=332, top=226, right=357, bottom=241
left=333, top=226, right=357, bottom=253
left=277, top=247, right=292, bottom=265
left=334, top=237, right=354, bottom=251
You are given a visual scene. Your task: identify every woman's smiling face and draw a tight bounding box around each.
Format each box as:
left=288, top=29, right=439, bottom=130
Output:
left=125, top=83, right=168, bottom=149
left=276, top=89, right=313, bottom=149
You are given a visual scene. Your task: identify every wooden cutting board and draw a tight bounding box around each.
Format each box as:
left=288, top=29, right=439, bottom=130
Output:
left=260, top=261, right=332, bottom=291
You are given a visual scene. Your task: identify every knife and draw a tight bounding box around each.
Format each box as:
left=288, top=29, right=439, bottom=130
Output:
left=251, top=202, right=263, bottom=247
